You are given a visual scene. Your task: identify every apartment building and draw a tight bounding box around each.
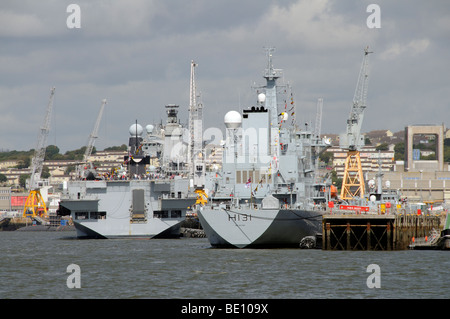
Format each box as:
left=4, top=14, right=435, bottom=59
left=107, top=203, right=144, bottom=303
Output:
left=326, top=146, right=395, bottom=179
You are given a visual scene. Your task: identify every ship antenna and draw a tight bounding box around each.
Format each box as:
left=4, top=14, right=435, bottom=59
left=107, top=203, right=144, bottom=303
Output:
left=135, top=119, right=138, bottom=152
left=263, top=46, right=276, bottom=79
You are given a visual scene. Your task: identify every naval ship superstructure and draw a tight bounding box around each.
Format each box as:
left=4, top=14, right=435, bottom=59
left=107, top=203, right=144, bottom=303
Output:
left=197, top=49, right=331, bottom=248
left=58, top=104, right=197, bottom=239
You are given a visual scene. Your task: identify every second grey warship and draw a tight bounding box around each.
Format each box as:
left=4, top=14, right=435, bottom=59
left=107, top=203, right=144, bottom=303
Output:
left=58, top=104, right=197, bottom=239
left=197, top=49, right=330, bottom=248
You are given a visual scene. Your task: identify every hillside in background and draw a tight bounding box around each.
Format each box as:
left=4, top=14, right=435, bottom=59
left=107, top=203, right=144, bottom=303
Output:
left=0, top=144, right=127, bottom=167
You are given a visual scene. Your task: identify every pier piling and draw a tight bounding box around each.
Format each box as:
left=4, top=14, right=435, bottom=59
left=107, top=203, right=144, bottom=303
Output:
left=322, top=214, right=440, bottom=250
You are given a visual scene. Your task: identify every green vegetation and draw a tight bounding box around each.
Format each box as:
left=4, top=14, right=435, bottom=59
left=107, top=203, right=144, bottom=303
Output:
left=0, top=145, right=89, bottom=164
left=445, top=139, right=450, bottom=162
left=0, top=144, right=127, bottom=168
left=375, top=143, right=389, bottom=151
left=104, top=144, right=127, bottom=151
left=0, top=144, right=128, bottom=187
left=319, top=151, right=333, bottom=166
left=394, top=142, right=405, bottom=161
left=331, top=170, right=342, bottom=190
left=0, top=150, right=33, bottom=169
left=394, top=138, right=450, bottom=162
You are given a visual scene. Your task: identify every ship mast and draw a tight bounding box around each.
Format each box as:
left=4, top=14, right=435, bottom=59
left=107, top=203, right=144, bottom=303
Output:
left=263, top=47, right=282, bottom=158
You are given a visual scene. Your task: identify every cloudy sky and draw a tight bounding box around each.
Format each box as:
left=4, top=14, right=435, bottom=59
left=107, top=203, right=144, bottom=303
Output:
left=1, top=0, right=449, bottom=152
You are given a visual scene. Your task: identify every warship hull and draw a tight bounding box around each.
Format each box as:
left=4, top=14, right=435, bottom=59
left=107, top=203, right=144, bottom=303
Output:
left=195, top=49, right=330, bottom=249
left=69, top=212, right=183, bottom=239
left=197, top=207, right=323, bottom=248
left=58, top=180, right=196, bottom=239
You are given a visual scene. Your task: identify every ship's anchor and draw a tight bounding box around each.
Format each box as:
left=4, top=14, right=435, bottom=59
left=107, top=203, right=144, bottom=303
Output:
left=195, top=189, right=208, bottom=206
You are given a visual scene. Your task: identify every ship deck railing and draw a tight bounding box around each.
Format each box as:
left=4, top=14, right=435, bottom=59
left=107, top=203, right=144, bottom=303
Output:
left=73, top=173, right=190, bottom=182
left=205, top=202, right=327, bottom=212
left=410, top=228, right=441, bottom=245
left=328, top=208, right=446, bottom=217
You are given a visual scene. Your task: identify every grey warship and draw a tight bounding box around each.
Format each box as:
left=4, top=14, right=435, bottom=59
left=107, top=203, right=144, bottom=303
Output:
left=58, top=104, right=197, bottom=239
left=197, top=49, right=330, bottom=248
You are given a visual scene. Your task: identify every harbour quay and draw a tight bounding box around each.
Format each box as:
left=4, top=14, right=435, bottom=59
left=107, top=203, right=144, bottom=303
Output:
left=322, top=213, right=441, bottom=251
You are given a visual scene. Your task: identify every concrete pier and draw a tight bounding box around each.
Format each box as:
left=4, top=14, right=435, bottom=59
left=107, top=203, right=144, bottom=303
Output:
left=322, top=213, right=440, bottom=250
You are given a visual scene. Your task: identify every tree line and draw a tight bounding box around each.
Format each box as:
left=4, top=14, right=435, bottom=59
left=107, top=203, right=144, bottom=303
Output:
left=0, top=144, right=127, bottom=169
left=0, top=144, right=128, bottom=187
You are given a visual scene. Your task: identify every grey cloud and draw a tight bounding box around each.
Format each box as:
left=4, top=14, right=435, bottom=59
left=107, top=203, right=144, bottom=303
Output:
left=0, top=0, right=449, bottom=153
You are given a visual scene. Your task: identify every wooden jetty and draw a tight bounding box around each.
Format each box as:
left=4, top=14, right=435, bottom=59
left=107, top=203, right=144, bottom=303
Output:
left=408, top=228, right=450, bottom=250
left=322, top=213, right=441, bottom=250
left=409, top=213, right=450, bottom=250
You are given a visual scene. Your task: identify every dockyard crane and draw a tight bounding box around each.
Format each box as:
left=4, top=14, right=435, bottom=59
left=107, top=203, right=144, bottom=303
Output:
left=188, top=60, right=196, bottom=171
left=314, top=97, right=323, bottom=140
left=339, top=47, right=372, bottom=201
left=188, top=60, right=207, bottom=205
left=77, top=99, right=107, bottom=179
left=23, top=87, right=55, bottom=218
left=313, top=97, right=324, bottom=183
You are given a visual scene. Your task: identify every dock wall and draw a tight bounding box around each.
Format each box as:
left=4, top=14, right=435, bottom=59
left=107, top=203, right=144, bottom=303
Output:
left=322, top=214, right=440, bottom=250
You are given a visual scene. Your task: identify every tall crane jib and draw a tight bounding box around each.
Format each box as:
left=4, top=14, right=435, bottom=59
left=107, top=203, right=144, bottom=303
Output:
left=340, top=46, right=372, bottom=151
left=314, top=97, right=323, bottom=140
left=77, top=99, right=107, bottom=180
left=84, top=99, right=107, bottom=163
left=23, top=87, right=56, bottom=218
left=188, top=60, right=197, bottom=174
left=188, top=60, right=207, bottom=205
left=339, top=47, right=373, bottom=201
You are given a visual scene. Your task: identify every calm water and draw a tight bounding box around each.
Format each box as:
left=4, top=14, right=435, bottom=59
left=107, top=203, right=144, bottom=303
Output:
left=1, top=230, right=448, bottom=299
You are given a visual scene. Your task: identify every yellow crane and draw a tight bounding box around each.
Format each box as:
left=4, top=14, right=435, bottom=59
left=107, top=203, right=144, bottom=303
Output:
left=23, top=87, right=55, bottom=219
left=339, top=47, right=372, bottom=201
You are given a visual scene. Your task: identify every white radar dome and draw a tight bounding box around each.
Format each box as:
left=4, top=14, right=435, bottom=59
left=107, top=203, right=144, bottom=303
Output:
left=257, top=93, right=266, bottom=103
left=146, top=124, right=154, bottom=134
left=129, top=123, right=143, bottom=137
left=224, top=110, right=242, bottom=128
